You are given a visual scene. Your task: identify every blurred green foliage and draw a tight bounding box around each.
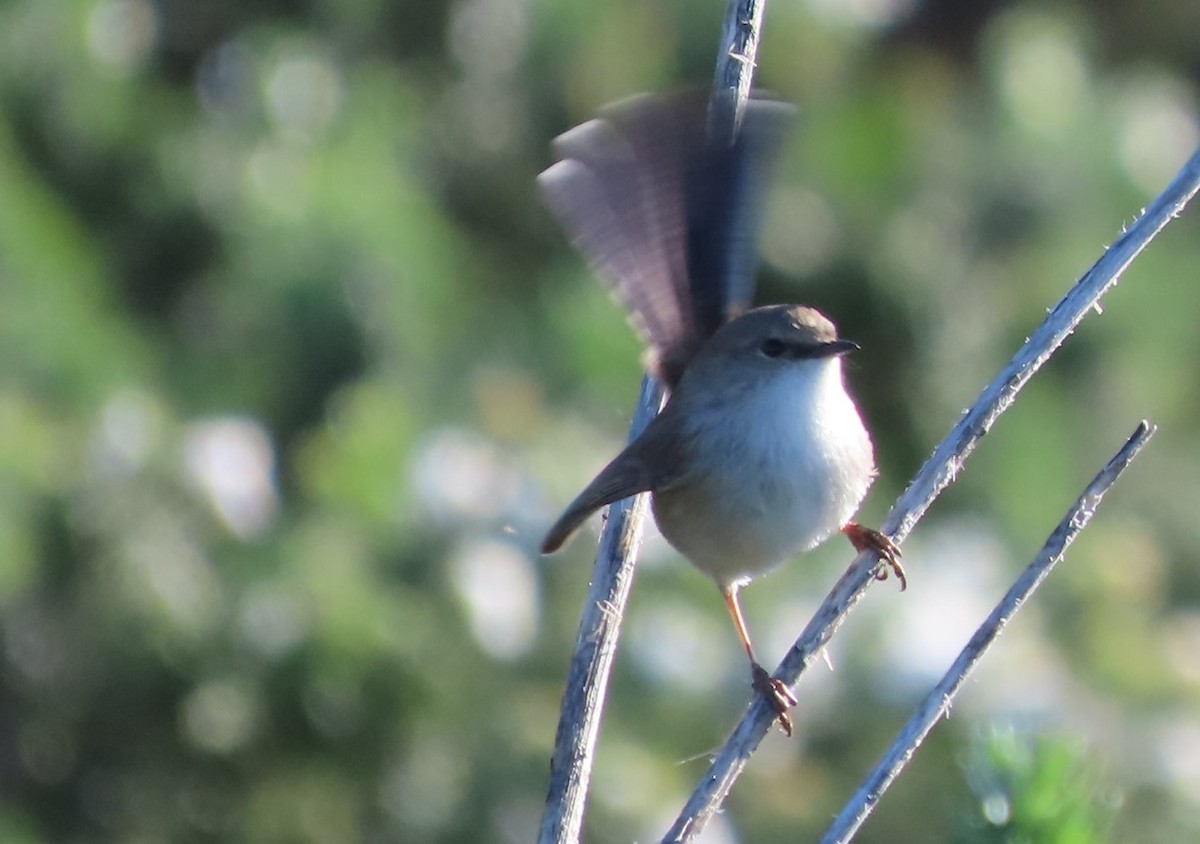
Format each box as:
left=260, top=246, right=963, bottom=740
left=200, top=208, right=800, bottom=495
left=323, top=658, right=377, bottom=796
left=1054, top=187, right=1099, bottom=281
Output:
left=951, top=728, right=1117, bottom=844
left=1, top=0, right=1199, bottom=842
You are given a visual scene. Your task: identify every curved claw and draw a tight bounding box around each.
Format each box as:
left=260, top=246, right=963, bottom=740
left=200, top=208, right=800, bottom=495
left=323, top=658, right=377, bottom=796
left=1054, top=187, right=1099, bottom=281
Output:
left=750, top=662, right=797, bottom=737
left=843, top=523, right=906, bottom=591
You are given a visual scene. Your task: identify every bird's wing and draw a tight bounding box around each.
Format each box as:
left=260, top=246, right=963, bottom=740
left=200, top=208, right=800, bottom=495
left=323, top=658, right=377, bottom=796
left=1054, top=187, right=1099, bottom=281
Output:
left=540, top=411, right=688, bottom=553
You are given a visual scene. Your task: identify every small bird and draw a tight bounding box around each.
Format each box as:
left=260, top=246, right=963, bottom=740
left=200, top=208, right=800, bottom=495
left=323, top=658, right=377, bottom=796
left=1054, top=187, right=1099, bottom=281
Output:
left=538, top=92, right=902, bottom=735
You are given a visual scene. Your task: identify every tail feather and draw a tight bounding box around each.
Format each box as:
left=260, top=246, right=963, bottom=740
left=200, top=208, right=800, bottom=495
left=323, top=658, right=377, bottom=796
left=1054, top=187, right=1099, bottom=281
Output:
left=538, top=92, right=796, bottom=387
left=541, top=503, right=593, bottom=554
left=540, top=437, right=666, bottom=554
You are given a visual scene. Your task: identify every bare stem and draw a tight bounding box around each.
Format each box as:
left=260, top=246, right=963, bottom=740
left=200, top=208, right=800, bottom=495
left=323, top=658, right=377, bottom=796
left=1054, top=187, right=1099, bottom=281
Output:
left=821, top=420, right=1156, bottom=844
left=660, top=145, right=1200, bottom=842
left=538, top=376, right=662, bottom=844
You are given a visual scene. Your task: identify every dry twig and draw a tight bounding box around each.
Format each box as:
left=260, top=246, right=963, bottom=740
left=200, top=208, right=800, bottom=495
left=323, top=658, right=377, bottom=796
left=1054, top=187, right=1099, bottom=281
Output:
left=821, top=420, right=1156, bottom=844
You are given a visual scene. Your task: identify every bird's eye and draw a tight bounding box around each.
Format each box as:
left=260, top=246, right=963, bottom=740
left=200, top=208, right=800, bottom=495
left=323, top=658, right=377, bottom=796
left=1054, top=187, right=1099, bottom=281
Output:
left=760, top=338, right=787, bottom=358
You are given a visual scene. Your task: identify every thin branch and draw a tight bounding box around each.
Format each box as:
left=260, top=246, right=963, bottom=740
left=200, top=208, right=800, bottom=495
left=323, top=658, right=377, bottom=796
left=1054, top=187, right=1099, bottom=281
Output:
left=708, top=0, right=769, bottom=144
left=822, top=420, right=1157, bottom=844
left=537, top=4, right=772, bottom=843
left=538, top=376, right=662, bottom=844
left=661, top=146, right=1200, bottom=843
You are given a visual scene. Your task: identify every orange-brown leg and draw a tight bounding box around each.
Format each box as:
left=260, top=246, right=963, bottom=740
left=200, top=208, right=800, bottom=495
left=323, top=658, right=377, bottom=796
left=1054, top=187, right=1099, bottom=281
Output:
left=842, top=523, right=906, bottom=591
left=722, top=587, right=797, bottom=736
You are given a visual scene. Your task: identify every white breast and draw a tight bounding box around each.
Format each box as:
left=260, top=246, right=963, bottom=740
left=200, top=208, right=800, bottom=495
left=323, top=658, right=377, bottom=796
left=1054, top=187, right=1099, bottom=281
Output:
left=651, top=360, right=876, bottom=589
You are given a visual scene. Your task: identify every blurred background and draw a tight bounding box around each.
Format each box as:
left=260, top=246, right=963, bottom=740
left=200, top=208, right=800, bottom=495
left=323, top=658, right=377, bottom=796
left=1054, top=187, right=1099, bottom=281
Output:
left=1, top=0, right=1199, bottom=841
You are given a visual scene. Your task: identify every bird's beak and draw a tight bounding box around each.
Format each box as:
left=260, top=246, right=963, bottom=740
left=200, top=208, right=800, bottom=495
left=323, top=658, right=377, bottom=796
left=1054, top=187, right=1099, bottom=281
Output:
left=816, top=339, right=860, bottom=358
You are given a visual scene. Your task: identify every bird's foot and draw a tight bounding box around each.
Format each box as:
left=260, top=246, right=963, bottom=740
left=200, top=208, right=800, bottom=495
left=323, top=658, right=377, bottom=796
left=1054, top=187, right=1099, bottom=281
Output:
left=750, top=662, right=797, bottom=737
left=843, top=523, right=906, bottom=591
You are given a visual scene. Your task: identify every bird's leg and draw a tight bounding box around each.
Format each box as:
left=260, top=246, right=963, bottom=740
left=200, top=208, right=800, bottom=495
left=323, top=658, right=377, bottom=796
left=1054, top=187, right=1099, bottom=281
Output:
left=842, top=523, right=906, bottom=591
left=722, top=588, right=797, bottom=736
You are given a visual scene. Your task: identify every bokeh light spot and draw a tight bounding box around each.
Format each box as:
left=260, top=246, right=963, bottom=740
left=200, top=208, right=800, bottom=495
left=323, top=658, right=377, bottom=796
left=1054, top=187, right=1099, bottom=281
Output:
left=265, top=52, right=343, bottom=142
left=761, top=187, right=841, bottom=276
left=94, top=388, right=161, bottom=475
left=448, top=538, right=539, bottom=660
left=411, top=428, right=525, bottom=522
left=1152, top=716, right=1200, bottom=805
left=237, top=585, right=311, bottom=659
left=379, top=735, right=467, bottom=833
left=1115, top=74, right=1200, bottom=195
left=243, top=141, right=315, bottom=219
left=180, top=677, right=262, bottom=756
left=981, top=792, right=1012, bottom=825
left=987, top=11, right=1091, bottom=137
left=807, top=0, right=918, bottom=29
left=122, top=522, right=223, bottom=637
left=87, top=0, right=158, bottom=73
left=628, top=598, right=729, bottom=693
left=183, top=417, right=280, bottom=539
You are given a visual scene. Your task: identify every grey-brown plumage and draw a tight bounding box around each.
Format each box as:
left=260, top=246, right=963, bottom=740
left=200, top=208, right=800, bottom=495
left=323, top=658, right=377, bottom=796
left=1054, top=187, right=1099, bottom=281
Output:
left=540, top=304, right=861, bottom=561
left=539, top=94, right=901, bottom=736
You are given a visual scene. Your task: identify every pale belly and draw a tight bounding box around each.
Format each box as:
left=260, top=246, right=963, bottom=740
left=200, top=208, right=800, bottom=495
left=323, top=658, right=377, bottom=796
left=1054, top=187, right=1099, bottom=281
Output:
left=650, top=374, right=875, bottom=589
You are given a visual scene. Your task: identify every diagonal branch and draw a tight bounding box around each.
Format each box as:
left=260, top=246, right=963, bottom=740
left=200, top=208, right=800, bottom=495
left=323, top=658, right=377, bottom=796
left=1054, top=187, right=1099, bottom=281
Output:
left=821, top=420, right=1156, bottom=844
left=661, top=145, right=1200, bottom=842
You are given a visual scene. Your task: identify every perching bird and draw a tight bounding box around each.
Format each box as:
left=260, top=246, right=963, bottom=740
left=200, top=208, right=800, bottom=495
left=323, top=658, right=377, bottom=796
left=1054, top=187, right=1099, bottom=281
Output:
left=539, top=92, right=902, bottom=734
